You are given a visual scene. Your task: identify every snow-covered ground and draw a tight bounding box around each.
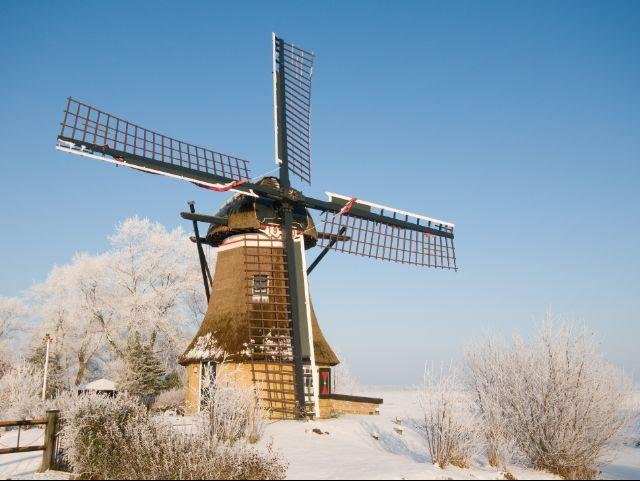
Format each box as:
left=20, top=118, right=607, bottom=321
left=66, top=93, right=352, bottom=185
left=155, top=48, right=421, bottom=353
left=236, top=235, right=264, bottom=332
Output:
left=0, top=427, right=44, bottom=478
left=0, top=428, right=69, bottom=480
left=262, top=388, right=640, bottom=480
left=0, top=388, right=638, bottom=480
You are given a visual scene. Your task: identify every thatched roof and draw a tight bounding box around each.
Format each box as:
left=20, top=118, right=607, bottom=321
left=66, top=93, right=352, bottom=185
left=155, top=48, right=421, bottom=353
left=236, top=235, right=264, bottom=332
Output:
left=180, top=177, right=338, bottom=368
left=205, top=177, right=318, bottom=249
left=179, top=305, right=340, bottom=366
left=180, top=302, right=339, bottom=367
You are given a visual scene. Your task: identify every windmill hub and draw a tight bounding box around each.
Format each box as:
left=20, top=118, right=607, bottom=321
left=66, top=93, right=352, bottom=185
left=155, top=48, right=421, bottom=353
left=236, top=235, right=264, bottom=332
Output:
left=280, top=186, right=303, bottom=203
left=54, top=33, right=457, bottom=421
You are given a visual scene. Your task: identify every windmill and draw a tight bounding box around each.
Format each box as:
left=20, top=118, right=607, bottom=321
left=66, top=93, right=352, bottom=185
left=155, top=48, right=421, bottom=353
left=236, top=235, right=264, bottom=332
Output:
left=54, top=34, right=457, bottom=419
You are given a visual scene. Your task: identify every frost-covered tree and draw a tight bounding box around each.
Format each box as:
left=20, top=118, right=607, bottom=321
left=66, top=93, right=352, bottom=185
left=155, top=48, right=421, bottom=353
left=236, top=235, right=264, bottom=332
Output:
left=103, top=216, right=206, bottom=366
left=0, top=296, right=27, bottom=371
left=0, top=359, right=43, bottom=419
left=118, top=332, right=165, bottom=400
left=0, top=296, right=26, bottom=339
left=30, top=216, right=208, bottom=386
left=331, top=349, right=360, bottom=395
left=30, top=253, right=110, bottom=386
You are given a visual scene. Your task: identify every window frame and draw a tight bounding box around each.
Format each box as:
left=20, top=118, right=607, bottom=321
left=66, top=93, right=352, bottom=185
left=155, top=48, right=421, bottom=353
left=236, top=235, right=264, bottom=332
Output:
left=252, top=274, right=269, bottom=303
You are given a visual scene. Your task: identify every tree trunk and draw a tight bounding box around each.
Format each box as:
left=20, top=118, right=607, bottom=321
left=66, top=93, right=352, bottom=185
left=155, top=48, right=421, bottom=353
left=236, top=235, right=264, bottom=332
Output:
left=75, top=355, right=87, bottom=387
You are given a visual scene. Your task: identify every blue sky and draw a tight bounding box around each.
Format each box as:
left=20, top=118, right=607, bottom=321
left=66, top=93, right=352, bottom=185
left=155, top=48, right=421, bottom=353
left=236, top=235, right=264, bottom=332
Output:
left=1, top=1, right=638, bottom=385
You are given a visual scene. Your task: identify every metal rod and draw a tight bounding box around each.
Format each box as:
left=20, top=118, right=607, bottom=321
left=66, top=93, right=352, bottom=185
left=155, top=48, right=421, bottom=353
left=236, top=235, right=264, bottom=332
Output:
left=187, top=202, right=211, bottom=303
left=307, top=226, right=347, bottom=275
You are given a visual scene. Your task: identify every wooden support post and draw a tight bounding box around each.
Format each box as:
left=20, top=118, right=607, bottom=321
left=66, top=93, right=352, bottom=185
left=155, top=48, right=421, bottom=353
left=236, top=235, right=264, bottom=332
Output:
left=39, top=409, right=59, bottom=473
left=188, top=202, right=211, bottom=302
left=307, top=226, right=347, bottom=275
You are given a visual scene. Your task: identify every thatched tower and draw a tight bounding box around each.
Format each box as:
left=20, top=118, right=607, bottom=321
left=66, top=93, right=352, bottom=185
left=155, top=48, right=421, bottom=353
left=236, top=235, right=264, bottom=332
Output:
left=180, top=177, right=340, bottom=418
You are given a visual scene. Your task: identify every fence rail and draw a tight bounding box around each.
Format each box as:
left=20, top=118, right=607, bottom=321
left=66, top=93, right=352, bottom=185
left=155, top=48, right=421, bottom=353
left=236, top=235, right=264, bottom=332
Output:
left=0, top=410, right=60, bottom=472
left=0, top=418, right=47, bottom=428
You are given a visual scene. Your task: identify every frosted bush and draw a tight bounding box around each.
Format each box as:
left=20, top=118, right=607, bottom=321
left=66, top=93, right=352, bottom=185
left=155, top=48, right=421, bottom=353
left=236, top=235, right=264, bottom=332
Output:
left=465, top=337, right=516, bottom=469
left=200, top=372, right=266, bottom=444
left=104, top=420, right=285, bottom=480
left=60, top=392, right=146, bottom=478
left=152, top=388, right=185, bottom=414
left=0, top=360, right=44, bottom=419
left=0, top=343, right=13, bottom=378
left=465, top=316, right=637, bottom=479
left=60, top=392, right=285, bottom=480
left=419, top=364, right=479, bottom=468
left=46, top=390, right=81, bottom=413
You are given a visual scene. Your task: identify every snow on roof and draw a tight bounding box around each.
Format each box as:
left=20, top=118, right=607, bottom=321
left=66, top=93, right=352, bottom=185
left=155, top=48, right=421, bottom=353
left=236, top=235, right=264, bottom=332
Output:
left=83, top=378, right=117, bottom=391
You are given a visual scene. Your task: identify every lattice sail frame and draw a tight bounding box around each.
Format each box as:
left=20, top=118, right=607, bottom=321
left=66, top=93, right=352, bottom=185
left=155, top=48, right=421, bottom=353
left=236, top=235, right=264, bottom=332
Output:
left=317, top=193, right=457, bottom=269
left=241, top=232, right=318, bottom=419
left=273, top=34, right=314, bottom=185
left=57, top=98, right=251, bottom=183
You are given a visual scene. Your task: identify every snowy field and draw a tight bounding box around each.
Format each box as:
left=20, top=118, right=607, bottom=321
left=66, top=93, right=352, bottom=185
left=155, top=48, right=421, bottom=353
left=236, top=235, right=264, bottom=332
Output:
left=260, top=388, right=640, bottom=481
left=0, top=427, right=48, bottom=479
left=0, top=388, right=638, bottom=480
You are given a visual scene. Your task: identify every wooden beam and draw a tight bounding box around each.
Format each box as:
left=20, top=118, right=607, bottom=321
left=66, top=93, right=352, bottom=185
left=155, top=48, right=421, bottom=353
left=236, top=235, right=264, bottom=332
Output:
left=180, top=212, right=228, bottom=225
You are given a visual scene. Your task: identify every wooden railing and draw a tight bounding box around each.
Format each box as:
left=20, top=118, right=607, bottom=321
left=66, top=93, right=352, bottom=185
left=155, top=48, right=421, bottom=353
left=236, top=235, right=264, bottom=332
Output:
left=0, top=410, right=60, bottom=472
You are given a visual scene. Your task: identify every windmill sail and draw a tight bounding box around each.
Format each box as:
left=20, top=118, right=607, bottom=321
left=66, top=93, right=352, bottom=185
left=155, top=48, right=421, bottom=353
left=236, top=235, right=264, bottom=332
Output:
left=56, top=98, right=251, bottom=187
left=273, top=34, right=314, bottom=185
left=315, top=193, right=457, bottom=269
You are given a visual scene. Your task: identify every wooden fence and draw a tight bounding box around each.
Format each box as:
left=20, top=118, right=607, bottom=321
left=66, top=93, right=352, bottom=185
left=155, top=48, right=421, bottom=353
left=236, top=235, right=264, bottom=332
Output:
left=0, top=410, right=60, bottom=472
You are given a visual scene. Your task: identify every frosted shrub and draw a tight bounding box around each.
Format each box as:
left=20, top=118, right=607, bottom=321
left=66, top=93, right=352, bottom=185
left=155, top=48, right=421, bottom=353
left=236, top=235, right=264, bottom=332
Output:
left=60, top=392, right=285, bottom=480
left=102, top=420, right=286, bottom=480
left=466, top=317, right=637, bottom=479
left=60, top=393, right=147, bottom=478
left=419, top=364, right=478, bottom=468
left=200, top=373, right=266, bottom=444
left=465, top=338, right=515, bottom=469
left=152, top=388, right=185, bottom=414
left=0, top=360, right=43, bottom=419
left=0, top=344, right=13, bottom=378
left=47, top=390, right=81, bottom=413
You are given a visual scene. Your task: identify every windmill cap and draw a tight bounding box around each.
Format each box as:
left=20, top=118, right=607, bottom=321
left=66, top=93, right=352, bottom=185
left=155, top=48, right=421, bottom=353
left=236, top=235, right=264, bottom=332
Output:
left=205, top=177, right=318, bottom=249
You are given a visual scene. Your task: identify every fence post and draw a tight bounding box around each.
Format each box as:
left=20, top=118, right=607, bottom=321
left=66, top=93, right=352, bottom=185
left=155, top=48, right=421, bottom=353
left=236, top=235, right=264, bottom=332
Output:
left=39, top=409, right=59, bottom=473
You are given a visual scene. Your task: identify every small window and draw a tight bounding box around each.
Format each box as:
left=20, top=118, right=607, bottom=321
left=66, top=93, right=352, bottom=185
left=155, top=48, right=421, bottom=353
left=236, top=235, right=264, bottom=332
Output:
left=303, top=366, right=315, bottom=405
left=252, top=275, right=269, bottom=303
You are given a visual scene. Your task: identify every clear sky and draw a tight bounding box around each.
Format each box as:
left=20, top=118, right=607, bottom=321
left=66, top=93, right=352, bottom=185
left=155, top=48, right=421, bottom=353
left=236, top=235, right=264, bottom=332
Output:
left=1, top=1, right=638, bottom=385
